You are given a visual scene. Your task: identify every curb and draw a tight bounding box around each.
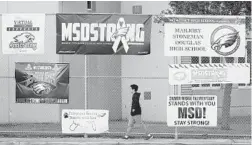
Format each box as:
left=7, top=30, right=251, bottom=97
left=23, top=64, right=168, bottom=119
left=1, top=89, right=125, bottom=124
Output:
left=0, top=131, right=250, bottom=140
left=0, top=138, right=251, bottom=145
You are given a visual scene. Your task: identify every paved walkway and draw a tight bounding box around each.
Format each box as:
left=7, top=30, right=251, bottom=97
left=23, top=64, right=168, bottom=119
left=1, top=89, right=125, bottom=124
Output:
left=0, top=138, right=251, bottom=145
left=0, top=120, right=250, bottom=139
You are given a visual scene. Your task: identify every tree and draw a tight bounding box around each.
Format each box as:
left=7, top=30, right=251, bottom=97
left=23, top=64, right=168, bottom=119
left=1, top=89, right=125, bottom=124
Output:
left=154, top=1, right=251, bottom=130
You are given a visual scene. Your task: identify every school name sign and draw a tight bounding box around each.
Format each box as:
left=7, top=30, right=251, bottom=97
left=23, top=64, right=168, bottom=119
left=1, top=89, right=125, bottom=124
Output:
left=169, top=63, right=250, bottom=85
left=167, top=95, right=217, bottom=127
left=56, top=14, right=151, bottom=55
left=164, top=16, right=245, bottom=57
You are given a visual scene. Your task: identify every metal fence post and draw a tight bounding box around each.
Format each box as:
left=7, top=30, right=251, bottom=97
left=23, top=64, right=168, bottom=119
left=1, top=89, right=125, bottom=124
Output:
left=175, top=127, right=178, bottom=140
left=84, top=55, right=88, bottom=138
left=174, top=56, right=178, bottom=140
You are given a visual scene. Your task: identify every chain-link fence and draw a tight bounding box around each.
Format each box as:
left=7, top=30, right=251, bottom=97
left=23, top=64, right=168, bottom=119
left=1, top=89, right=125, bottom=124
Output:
left=0, top=14, right=251, bottom=139
left=84, top=55, right=251, bottom=139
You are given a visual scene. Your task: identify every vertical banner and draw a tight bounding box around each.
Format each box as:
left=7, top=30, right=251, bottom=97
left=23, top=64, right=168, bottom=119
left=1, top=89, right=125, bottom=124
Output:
left=2, top=14, right=45, bottom=54
left=56, top=14, right=151, bottom=55
left=62, top=109, right=109, bottom=134
left=15, top=62, right=69, bottom=104
left=167, top=95, right=217, bottom=127
left=164, top=15, right=245, bottom=57
left=169, top=63, right=250, bottom=85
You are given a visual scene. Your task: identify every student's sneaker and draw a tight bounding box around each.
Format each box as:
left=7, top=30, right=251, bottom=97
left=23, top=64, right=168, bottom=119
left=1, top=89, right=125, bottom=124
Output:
left=123, top=135, right=129, bottom=139
left=145, top=134, right=153, bottom=140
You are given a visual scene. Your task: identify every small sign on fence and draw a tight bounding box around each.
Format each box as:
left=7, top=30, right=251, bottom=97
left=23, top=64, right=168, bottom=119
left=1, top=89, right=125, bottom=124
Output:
left=167, top=95, right=217, bottom=127
left=168, top=63, right=250, bottom=85
left=2, top=14, right=45, bottom=54
left=62, top=109, right=109, bottom=134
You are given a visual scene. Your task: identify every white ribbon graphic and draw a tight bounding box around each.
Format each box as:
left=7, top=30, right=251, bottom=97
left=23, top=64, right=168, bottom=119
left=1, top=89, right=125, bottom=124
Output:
left=112, top=17, right=129, bottom=53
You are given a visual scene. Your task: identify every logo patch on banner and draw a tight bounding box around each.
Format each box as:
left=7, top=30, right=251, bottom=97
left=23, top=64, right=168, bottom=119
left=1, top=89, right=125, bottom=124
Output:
left=2, top=14, right=45, bottom=54
left=56, top=14, right=151, bottom=55
left=10, top=32, right=37, bottom=50
left=210, top=25, right=240, bottom=56
left=173, top=71, right=187, bottom=81
left=30, top=82, right=56, bottom=96
left=112, top=17, right=130, bottom=53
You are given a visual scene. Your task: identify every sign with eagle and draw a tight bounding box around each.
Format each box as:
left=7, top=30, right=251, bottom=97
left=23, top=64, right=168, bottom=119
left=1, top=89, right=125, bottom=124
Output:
left=15, top=62, right=69, bottom=104
left=164, top=15, right=245, bottom=57
left=2, top=14, right=45, bottom=54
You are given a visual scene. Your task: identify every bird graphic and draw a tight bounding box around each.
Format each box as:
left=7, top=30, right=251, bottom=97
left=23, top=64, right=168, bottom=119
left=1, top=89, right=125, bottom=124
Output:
left=211, top=32, right=239, bottom=51
left=30, top=82, right=56, bottom=95
left=13, top=32, right=35, bottom=43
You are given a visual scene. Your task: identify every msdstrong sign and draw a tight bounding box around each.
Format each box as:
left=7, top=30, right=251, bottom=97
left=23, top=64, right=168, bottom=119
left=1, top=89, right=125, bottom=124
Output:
left=56, top=14, right=152, bottom=55
left=169, top=63, right=250, bottom=85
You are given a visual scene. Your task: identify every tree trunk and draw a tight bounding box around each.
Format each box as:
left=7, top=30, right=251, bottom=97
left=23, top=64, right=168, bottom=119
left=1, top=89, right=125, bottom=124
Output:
left=221, top=83, right=232, bottom=130
left=221, top=57, right=234, bottom=130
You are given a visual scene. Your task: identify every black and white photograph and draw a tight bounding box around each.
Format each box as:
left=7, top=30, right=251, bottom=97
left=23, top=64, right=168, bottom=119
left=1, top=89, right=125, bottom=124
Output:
left=0, top=0, right=251, bottom=145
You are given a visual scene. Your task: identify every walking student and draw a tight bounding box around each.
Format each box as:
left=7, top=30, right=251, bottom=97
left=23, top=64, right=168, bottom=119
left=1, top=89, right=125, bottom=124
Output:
left=124, top=84, right=153, bottom=140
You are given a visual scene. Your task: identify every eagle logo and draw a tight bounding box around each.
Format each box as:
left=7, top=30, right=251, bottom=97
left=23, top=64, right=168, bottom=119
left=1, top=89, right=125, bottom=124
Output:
left=9, top=32, right=37, bottom=50
left=28, top=82, right=56, bottom=96
left=211, top=32, right=239, bottom=51
left=210, top=25, right=240, bottom=56
left=14, top=32, right=35, bottom=43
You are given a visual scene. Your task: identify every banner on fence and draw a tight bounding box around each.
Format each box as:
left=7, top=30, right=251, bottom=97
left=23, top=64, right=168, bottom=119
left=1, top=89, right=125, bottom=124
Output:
left=164, top=15, right=245, bottom=57
left=56, top=14, right=151, bottom=55
left=169, top=63, right=250, bottom=85
left=167, top=95, right=217, bottom=127
left=2, top=14, right=45, bottom=54
left=62, top=109, right=109, bottom=134
left=15, top=62, right=69, bottom=104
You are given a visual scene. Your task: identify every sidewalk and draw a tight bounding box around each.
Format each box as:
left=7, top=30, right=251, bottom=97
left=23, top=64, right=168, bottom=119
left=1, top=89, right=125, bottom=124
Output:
left=0, top=138, right=251, bottom=145
left=0, top=120, right=251, bottom=139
